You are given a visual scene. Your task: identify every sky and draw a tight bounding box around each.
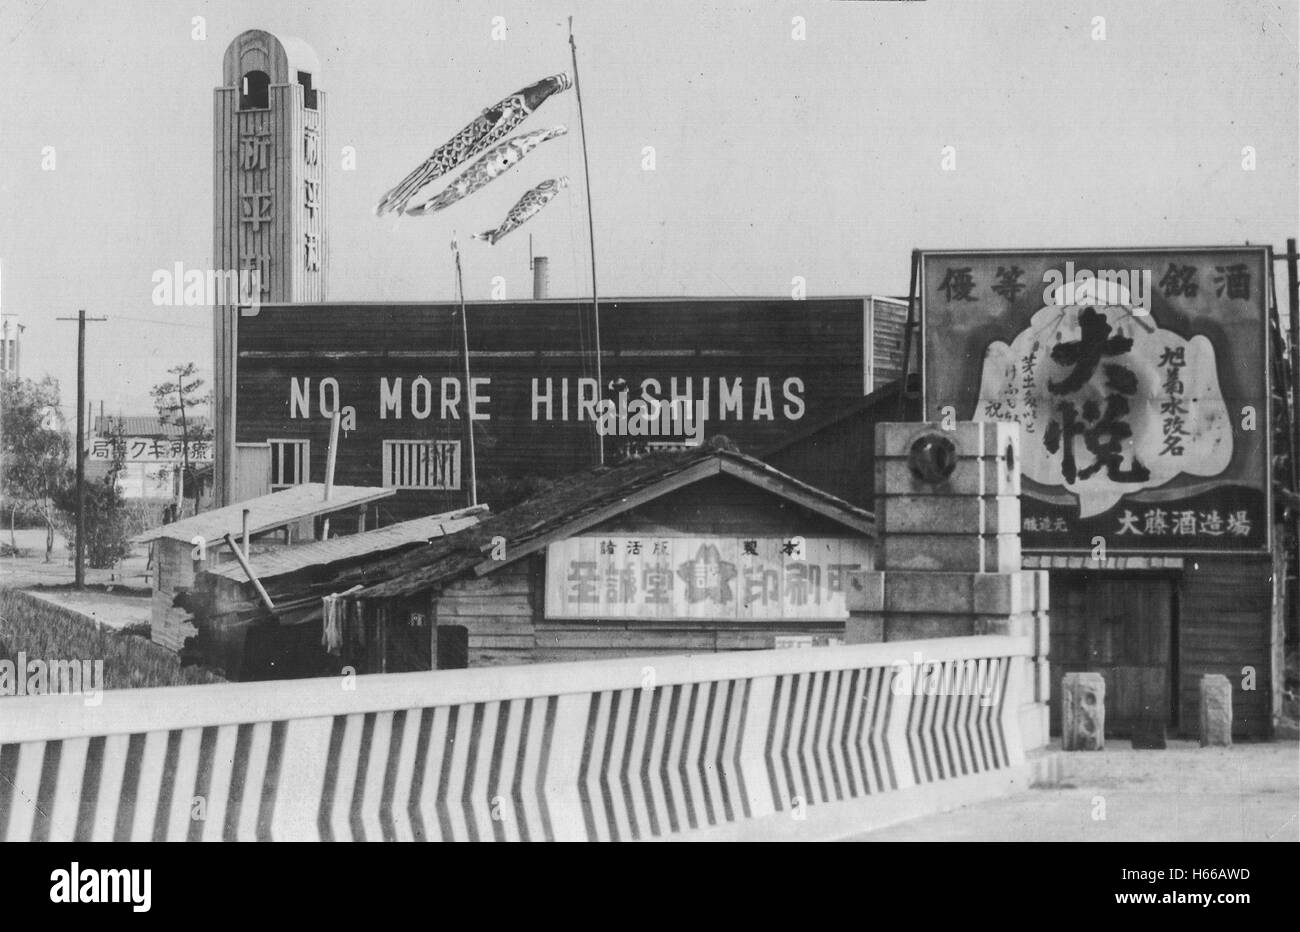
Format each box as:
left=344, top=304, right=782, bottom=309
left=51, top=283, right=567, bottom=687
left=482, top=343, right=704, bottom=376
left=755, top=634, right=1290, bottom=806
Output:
left=0, top=0, right=1297, bottom=421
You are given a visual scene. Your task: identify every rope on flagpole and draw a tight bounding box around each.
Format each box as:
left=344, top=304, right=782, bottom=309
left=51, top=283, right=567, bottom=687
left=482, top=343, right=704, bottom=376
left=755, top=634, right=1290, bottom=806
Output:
left=569, top=16, right=605, bottom=466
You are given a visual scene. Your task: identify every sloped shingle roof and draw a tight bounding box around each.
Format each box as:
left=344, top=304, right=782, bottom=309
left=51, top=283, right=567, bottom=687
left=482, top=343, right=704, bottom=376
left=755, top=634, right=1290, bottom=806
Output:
left=94, top=415, right=210, bottom=438
left=356, top=440, right=874, bottom=601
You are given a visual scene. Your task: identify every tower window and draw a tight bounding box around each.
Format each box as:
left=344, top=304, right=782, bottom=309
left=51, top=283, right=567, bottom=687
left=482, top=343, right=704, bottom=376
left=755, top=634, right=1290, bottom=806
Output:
left=240, top=70, right=270, bottom=110
left=297, top=71, right=318, bottom=110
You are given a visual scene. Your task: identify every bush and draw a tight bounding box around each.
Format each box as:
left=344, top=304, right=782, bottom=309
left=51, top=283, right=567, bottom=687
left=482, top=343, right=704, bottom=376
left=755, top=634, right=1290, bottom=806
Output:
left=0, top=497, right=54, bottom=530
left=52, top=478, right=135, bottom=569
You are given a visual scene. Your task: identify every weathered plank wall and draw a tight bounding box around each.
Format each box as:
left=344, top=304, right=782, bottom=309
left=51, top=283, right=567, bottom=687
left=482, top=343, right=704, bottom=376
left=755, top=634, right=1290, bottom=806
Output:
left=235, top=299, right=870, bottom=520
left=1178, top=555, right=1275, bottom=738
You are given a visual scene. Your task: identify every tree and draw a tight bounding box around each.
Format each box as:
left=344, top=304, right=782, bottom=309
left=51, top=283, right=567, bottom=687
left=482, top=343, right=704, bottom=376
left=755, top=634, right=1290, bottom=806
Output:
left=51, top=419, right=133, bottom=569
left=0, top=376, right=71, bottom=561
left=151, top=363, right=212, bottom=514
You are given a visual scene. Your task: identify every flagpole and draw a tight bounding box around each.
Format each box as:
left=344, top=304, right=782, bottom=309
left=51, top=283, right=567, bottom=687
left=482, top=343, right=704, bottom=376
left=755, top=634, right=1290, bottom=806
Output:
left=569, top=17, right=604, bottom=466
left=453, top=239, right=479, bottom=505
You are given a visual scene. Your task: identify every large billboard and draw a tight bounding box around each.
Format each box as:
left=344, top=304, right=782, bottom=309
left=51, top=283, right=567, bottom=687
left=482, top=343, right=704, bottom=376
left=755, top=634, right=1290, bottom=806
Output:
left=921, top=247, right=1271, bottom=554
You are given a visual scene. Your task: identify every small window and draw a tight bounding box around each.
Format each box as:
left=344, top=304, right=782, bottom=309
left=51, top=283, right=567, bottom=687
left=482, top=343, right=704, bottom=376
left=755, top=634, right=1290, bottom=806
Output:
left=268, top=439, right=310, bottom=489
left=382, top=440, right=460, bottom=490
left=240, top=70, right=270, bottom=110
left=297, top=71, right=318, bottom=110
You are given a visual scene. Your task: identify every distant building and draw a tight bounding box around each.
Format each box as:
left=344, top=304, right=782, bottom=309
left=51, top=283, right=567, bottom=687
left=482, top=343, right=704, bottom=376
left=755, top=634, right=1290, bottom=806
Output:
left=89, top=415, right=212, bottom=502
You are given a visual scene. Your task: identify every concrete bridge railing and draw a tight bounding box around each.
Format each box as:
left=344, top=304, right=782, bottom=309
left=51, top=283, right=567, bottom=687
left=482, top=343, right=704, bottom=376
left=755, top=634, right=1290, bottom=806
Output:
left=0, top=636, right=1034, bottom=841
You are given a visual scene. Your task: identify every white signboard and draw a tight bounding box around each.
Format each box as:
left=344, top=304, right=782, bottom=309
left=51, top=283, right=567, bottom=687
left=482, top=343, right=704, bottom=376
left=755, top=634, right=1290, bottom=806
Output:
left=89, top=436, right=213, bottom=464
left=545, top=536, right=873, bottom=622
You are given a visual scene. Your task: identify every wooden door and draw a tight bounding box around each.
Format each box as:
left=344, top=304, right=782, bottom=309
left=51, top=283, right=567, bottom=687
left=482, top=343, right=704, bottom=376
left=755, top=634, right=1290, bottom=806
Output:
left=1049, top=573, right=1175, bottom=737
left=384, top=598, right=433, bottom=672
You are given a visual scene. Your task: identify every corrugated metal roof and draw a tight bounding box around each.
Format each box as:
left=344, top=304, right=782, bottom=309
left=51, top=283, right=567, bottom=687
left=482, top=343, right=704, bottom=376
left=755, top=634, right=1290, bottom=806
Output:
left=134, top=483, right=396, bottom=543
left=210, top=506, right=487, bottom=582
left=94, top=416, right=209, bottom=438
left=355, top=441, right=875, bottom=601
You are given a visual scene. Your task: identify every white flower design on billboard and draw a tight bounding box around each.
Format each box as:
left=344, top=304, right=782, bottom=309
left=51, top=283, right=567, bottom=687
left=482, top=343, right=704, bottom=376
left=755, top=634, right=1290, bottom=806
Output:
left=921, top=247, right=1270, bottom=555
left=975, top=278, right=1231, bottom=518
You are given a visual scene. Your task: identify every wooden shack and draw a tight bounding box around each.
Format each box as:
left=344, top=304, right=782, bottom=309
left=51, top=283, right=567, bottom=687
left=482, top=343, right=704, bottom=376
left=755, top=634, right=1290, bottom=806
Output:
left=346, top=441, right=876, bottom=672
left=134, top=483, right=394, bottom=653
left=183, top=505, right=485, bottom=679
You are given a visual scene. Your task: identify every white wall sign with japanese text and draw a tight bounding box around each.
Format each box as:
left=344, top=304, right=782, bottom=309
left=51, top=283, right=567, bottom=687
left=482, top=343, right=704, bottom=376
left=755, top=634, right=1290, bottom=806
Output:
left=544, top=536, right=874, bottom=621
left=89, top=436, right=213, bottom=464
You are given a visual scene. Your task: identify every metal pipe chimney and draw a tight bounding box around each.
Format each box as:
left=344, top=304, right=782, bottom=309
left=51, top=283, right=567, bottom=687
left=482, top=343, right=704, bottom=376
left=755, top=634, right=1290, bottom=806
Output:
left=532, top=256, right=549, bottom=300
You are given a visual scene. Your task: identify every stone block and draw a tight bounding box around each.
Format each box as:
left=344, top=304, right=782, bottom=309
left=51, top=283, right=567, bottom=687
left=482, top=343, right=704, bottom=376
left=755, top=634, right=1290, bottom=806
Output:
left=1033, top=658, right=1051, bottom=704
left=970, top=571, right=1044, bottom=615
left=845, top=613, right=884, bottom=644
left=1019, top=702, right=1050, bottom=752
left=882, top=533, right=1020, bottom=573
left=1032, top=569, right=1050, bottom=611
left=875, top=455, right=1020, bottom=498
left=878, top=494, right=1020, bottom=536
left=885, top=571, right=973, bottom=614
left=1032, top=610, right=1050, bottom=658
left=972, top=611, right=1034, bottom=639
left=876, top=420, right=1020, bottom=460
left=845, top=570, right=885, bottom=613
left=883, top=613, right=975, bottom=641
left=1199, top=674, right=1232, bottom=747
left=1061, top=672, right=1105, bottom=751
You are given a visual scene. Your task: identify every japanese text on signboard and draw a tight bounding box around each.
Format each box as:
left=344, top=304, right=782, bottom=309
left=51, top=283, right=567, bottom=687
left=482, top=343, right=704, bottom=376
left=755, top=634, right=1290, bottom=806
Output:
left=544, top=536, right=873, bottom=621
left=922, top=249, right=1269, bottom=554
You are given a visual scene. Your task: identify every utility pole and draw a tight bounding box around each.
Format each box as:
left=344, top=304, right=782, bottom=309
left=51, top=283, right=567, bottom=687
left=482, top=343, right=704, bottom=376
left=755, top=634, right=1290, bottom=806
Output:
left=55, top=310, right=106, bottom=588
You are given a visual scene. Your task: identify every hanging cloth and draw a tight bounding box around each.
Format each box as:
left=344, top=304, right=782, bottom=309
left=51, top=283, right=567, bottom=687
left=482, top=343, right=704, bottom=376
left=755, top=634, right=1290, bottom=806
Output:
left=321, top=585, right=363, bottom=656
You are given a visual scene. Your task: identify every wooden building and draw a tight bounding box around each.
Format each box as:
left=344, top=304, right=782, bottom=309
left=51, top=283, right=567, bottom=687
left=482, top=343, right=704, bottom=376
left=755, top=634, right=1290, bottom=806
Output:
left=225, top=296, right=910, bottom=522
left=89, top=415, right=212, bottom=504
left=180, top=506, right=484, bottom=679
left=759, top=396, right=1288, bottom=740
left=323, top=441, right=877, bottom=673
left=135, top=483, right=393, bottom=653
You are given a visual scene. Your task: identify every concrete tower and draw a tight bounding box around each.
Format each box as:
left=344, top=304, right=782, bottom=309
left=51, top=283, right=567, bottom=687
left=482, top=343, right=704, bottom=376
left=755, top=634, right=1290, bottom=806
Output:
left=213, top=29, right=326, bottom=505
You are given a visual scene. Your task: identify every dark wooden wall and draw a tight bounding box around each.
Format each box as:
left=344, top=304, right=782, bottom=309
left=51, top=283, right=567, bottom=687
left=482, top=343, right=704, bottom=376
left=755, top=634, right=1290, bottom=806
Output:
left=236, top=299, right=869, bottom=521
left=588, top=475, right=857, bottom=538
left=761, top=387, right=919, bottom=512
left=1178, top=555, right=1275, bottom=738
left=426, top=477, right=874, bottom=668
left=1047, top=559, right=1276, bottom=740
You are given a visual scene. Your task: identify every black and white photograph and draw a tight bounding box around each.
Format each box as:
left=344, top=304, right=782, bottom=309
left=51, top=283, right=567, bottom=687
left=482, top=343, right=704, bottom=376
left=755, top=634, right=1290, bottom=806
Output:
left=0, top=0, right=1295, bottom=904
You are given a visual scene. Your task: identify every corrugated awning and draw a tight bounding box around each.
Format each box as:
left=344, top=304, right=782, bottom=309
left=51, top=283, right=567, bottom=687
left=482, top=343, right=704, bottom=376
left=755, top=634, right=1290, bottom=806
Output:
left=133, top=484, right=396, bottom=544
left=208, top=506, right=486, bottom=583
